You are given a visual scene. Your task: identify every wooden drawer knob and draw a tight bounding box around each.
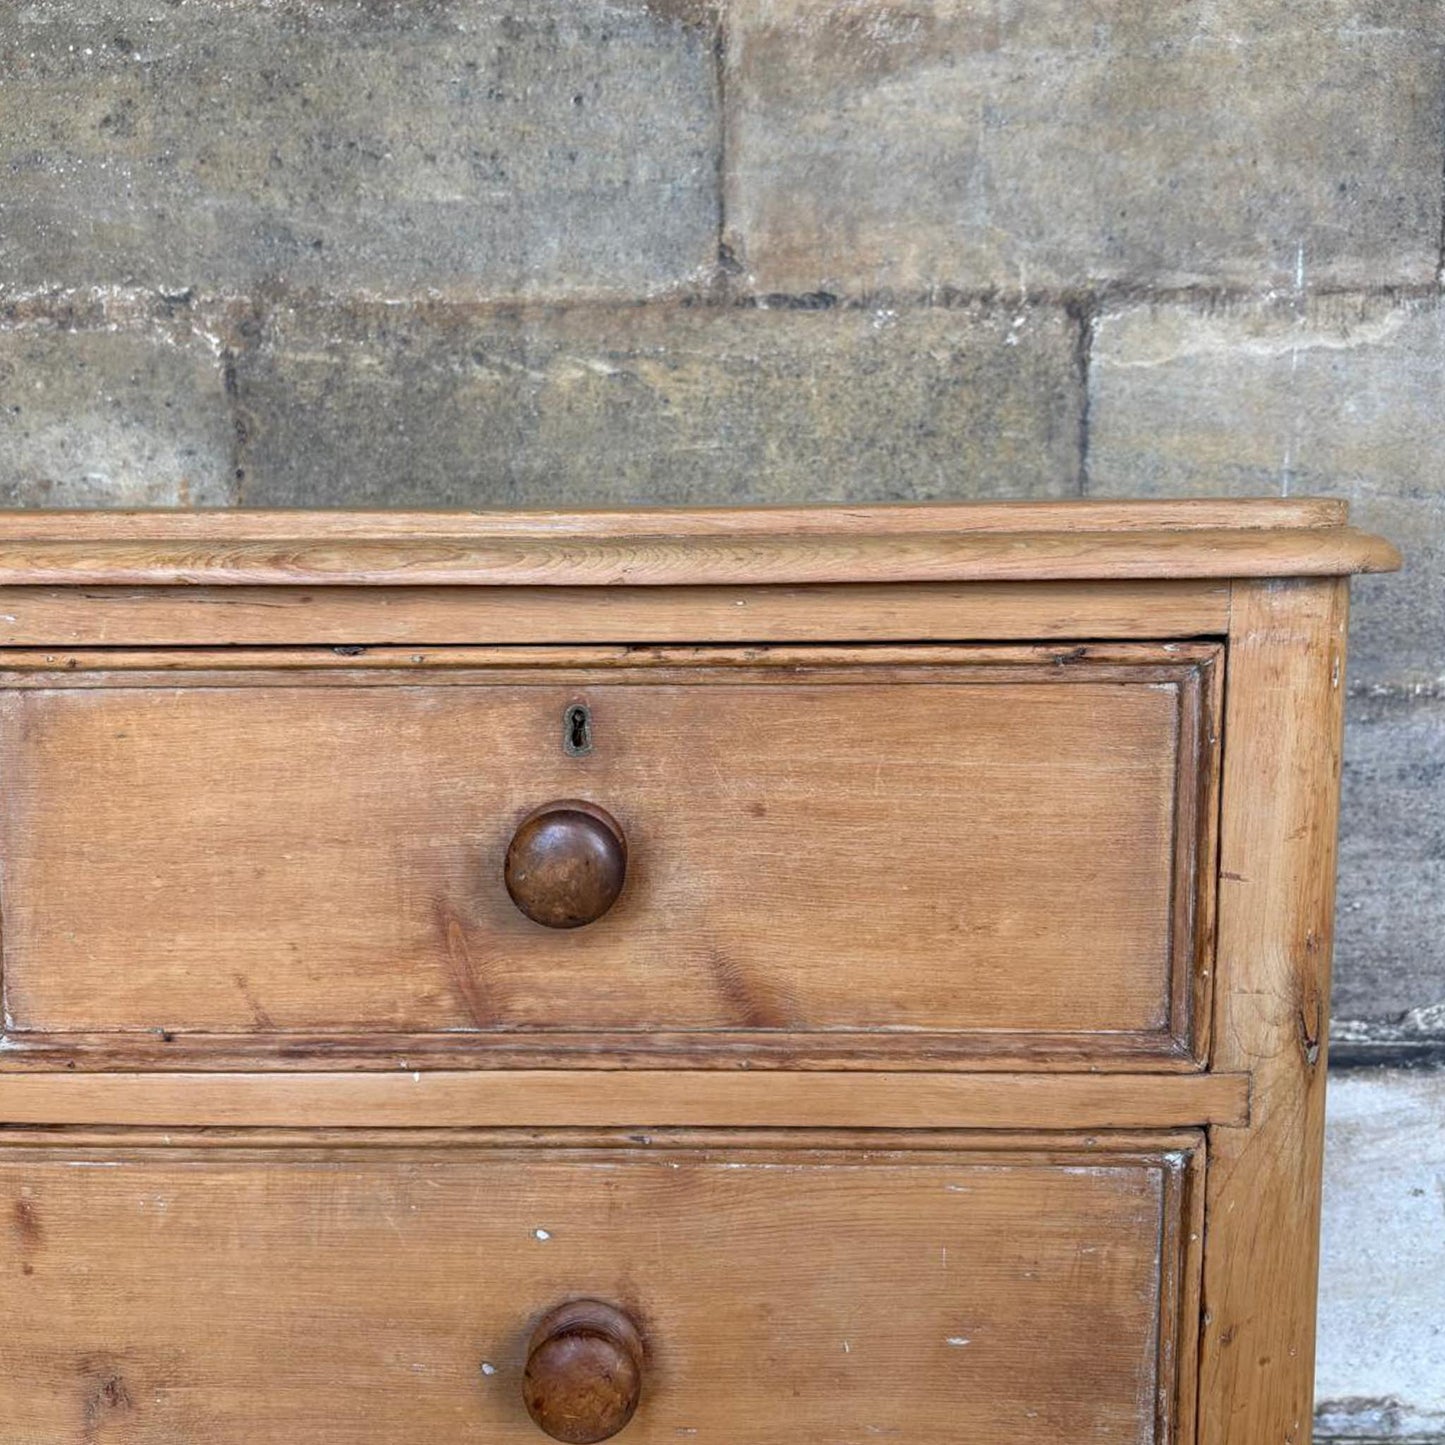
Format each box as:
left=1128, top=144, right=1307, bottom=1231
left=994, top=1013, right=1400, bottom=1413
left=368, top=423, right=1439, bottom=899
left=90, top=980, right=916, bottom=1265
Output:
left=504, top=802, right=627, bottom=929
left=522, top=1299, right=644, bottom=1443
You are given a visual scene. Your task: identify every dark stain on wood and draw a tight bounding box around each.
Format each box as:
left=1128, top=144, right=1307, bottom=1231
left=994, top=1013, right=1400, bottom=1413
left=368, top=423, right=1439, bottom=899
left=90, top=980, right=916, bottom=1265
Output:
left=1296, top=932, right=1324, bottom=1071
left=233, top=974, right=275, bottom=1032
left=707, top=949, right=797, bottom=1030
left=14, top=1196, right=42, bottom=1275
left=13, top=1196, right=43, bottom=1247
left=78, top=1354, right=136, bottom=1441
left=435, top=904, right=500, bottom=1030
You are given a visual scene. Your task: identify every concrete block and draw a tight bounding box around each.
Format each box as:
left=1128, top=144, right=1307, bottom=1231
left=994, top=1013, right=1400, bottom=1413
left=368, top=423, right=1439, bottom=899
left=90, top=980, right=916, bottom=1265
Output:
left=0, top=0, right=720, bottom=297
left=726, top=0, right=1443, bottom=293
left=1316, top=1067, right=1445, bottom=1441
left=1334, top=695, right=1445, bottom=1026
left=232, top=298, right=1083, bottom=506
left=1087, top=295, right=1445, bottom=693
left=0, top=315, right=235, bottom=507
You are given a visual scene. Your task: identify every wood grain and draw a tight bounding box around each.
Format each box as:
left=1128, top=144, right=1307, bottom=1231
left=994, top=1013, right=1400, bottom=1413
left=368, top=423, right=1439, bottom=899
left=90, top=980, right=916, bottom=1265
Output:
left=0, top=495, right=1350, bottom=538
left=0, top=502, right=1393, bottom=1445
left=1199, top=578, right=1350, bottom=1445
left=0, top=580, right=1232, bottom=647
left=0, top=648, right=1215, bottom=1062
left=0, top=525, right=1398, bottom=587
left=0, top=1134, right=1199, bottom=1443
left=0, top=1069, right=1250, bottom=1129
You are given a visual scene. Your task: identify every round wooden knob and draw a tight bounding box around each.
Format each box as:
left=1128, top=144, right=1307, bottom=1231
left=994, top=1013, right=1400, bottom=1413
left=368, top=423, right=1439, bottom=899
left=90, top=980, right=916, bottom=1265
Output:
left=522, top=1300, right=644, bottom=1443
left=504, top=802, right=627, bottom=929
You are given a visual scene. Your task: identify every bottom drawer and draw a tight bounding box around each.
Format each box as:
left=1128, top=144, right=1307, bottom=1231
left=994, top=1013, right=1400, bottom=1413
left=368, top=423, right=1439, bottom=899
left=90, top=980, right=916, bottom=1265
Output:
left=4, top=1133, right=1200, bottom=1444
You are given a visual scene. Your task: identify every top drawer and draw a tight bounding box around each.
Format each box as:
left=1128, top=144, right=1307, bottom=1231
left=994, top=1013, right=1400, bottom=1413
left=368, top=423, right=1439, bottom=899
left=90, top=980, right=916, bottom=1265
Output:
left=0, top=644, right=1218, bottom=1068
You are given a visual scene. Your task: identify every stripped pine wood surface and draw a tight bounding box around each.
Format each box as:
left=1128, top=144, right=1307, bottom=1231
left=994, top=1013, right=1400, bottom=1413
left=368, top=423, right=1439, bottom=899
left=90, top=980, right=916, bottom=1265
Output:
left=0, top=502, right=1397, bottom=1445
left=0, top=524, right=1397, bottom=587
left=1199, top=579, right=1353, bottom=1445
left=0, top=1135, right=1200, bottom=1443
left=0, top=646, right=1217, bottom=1066
left=0, top=1069, right=1249, bottom=1129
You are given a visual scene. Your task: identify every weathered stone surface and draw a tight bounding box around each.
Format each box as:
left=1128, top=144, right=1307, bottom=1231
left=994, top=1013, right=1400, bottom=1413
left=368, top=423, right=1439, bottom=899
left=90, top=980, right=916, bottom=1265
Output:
left=0, top=317, right=235, bottom=507
left=1316, top=1068, right=1445, bottom=1441
left=0, top=0, right=719, bottom=297
left=726, top=0, right=1443, bottom=293
left=1334, top=695, right=1445, bottom=1025
left=1087, top=295, right=1445, bottom=693
left=233, top=299, right=1082, bottom=506
left=1087, top=296, right=1445, bottom=1025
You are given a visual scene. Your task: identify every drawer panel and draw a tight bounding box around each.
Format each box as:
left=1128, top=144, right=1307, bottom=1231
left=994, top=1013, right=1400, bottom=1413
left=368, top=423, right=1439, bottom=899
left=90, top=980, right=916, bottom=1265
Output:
left=0, top=1134, right=1201, bottom=1444
left=0, top=645, right=1218, bottom=1064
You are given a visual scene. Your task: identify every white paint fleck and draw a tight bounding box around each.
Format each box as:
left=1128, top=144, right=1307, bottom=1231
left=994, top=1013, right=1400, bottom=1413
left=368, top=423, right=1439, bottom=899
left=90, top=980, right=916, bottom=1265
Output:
left=945, top=1336, right=971, bottom=1348
left=480, top=1362, right=498, bottom=1377
left=533, top=1228, right=551, bottom=1241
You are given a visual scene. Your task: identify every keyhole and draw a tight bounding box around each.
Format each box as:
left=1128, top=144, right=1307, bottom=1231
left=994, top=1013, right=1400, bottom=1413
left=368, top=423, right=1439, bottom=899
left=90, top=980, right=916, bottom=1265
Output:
left=563, top=703, right=593, bottom=757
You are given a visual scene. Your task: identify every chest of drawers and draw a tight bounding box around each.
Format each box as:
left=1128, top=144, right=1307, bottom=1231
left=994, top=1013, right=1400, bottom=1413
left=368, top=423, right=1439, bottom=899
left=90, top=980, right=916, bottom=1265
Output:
left=0, top=500, right=1397, bottom=1445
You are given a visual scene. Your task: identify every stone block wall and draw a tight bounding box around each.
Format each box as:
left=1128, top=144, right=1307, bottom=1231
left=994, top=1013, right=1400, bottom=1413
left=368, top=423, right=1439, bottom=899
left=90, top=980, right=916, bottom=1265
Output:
left=0, top=3, right=1441, bottom=1435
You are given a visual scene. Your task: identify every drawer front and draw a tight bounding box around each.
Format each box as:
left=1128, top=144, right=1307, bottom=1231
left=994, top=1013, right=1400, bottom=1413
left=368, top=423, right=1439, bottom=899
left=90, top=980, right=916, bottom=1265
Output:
left=0, top=1135, right=1200, bottom=1443
left=0, top=645, right=1218, bottom=1065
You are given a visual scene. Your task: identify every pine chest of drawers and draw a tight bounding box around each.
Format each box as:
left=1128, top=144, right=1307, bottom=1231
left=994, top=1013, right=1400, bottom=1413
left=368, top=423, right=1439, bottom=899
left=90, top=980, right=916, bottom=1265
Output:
left=0, top=501, right=1398, bottom=1445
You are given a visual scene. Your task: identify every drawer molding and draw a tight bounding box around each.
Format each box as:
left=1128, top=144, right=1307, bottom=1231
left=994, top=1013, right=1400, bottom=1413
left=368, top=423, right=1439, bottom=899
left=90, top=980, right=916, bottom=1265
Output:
left=0, top=642, right=1220, bottom=1069
left=0, top=1068, right=1250, bottom=1130
left=0, top=1130, right=1204, bottom=1444
left=0, top=1026, right=1212, bottom=1072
